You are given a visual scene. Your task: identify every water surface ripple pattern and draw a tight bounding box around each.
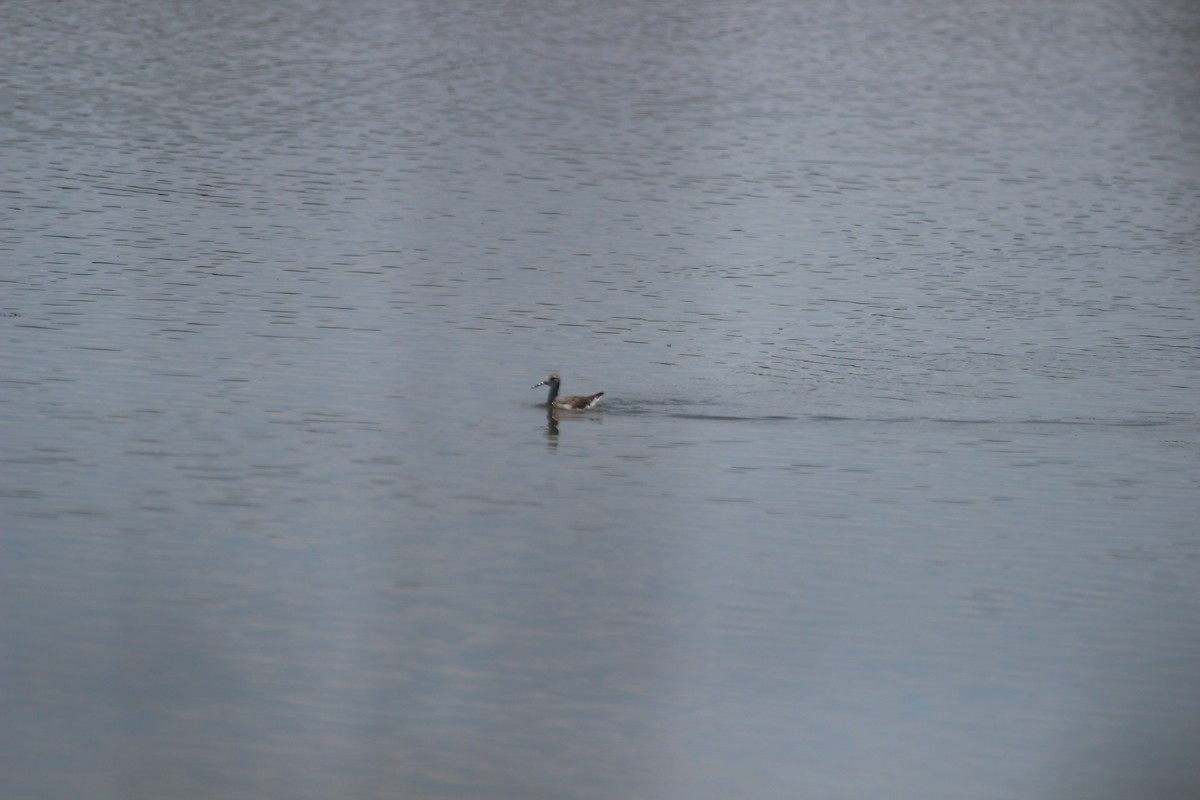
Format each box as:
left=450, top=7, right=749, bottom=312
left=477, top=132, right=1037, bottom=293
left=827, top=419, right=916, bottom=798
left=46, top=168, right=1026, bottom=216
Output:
left=3, top=1, right=1199, bottom=799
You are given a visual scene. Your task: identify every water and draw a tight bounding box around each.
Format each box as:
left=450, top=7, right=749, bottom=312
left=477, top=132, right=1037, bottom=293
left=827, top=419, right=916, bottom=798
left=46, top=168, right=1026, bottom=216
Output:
left=3, top=0, right=1199, bottom=798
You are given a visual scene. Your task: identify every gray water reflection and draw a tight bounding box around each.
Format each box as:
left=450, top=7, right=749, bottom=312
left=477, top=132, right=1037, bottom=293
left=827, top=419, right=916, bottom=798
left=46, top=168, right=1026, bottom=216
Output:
left=3, top=0, right=1199, bottom=798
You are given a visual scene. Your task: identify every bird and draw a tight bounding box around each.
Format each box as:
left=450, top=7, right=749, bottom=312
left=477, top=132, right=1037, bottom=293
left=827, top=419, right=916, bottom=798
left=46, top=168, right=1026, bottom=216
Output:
left=532, top=373, right=604, bottom=410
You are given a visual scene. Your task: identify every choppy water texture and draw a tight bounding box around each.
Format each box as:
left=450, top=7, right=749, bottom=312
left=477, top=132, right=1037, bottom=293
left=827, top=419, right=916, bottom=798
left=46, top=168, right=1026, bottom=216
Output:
left=3, top=0, right=1199, bottom=798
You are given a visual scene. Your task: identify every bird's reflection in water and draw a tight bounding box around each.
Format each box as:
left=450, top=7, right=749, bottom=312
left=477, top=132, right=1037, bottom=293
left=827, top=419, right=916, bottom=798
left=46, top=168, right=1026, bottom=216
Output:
left=543, top=406, right=604, bottom=449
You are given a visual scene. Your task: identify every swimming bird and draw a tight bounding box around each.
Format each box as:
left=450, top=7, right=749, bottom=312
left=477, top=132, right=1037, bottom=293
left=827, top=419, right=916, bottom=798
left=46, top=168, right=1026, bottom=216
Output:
left=532, top=373, right=604, bottom=410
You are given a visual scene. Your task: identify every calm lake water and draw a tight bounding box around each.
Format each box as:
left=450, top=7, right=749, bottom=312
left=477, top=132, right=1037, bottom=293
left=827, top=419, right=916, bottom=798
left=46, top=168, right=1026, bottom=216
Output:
left=3, top=0, right=1198, bottom=798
